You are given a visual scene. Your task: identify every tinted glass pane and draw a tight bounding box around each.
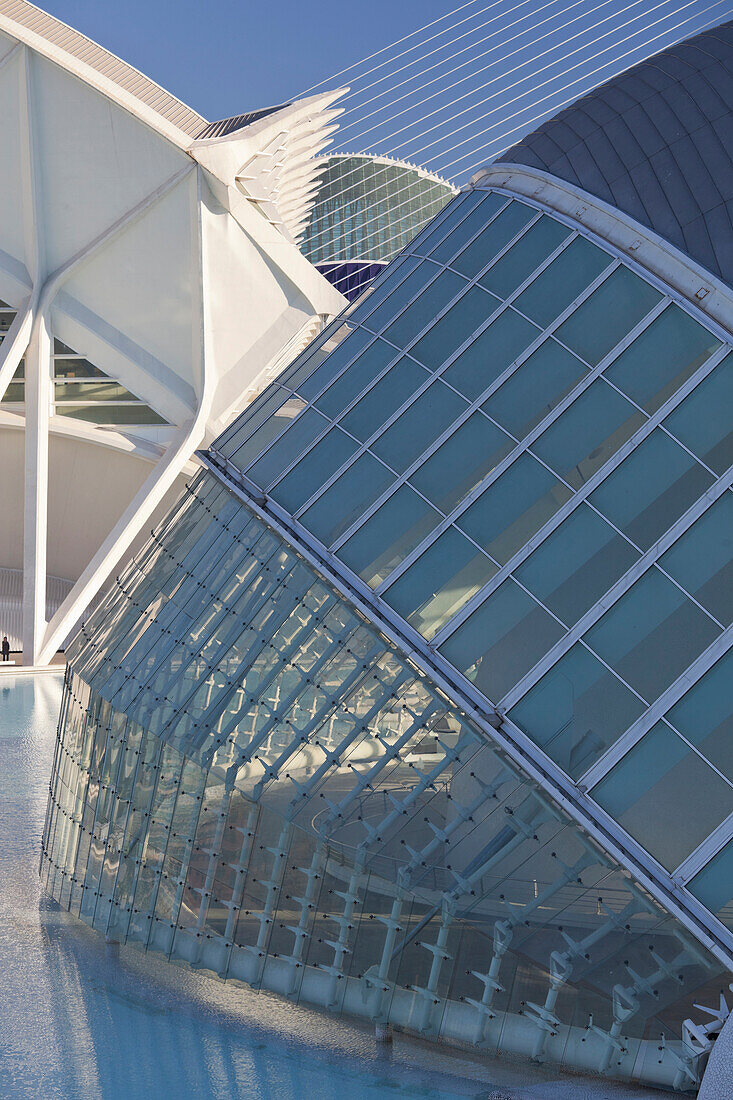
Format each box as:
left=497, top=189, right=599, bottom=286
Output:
left=458, top=452, right=572, bottom=564
left=356, top=258, right=433, bottom=331
left=663, top=354, right=733, bottom=473
left=299, top=454, right=395, bottom=546
left=585, top=569, right=721, bottom=701
left=447, top=201, right=535, bottom=278
left=555, top=267, right=661, bottom=366
left=439, top=579, right=563, bottom=702
left=588, top=430, right=713, bottom=549
left=603, top=305, right=720, bottom=412
left=514, top=237, right=610, bottom=327
left=384, top=528, right=495, bottom=640
left=592, top=723, right=733, bottom=871
left=220, top=387, right=292, bottom=461
left=666, top=650, right=733, bottom=776
left=690, top=842, right=733, bottom=928
left=480, top=215, right=571, bottom=298
left=314, top=338, right=397, bottom=420
left=410, top=412, right=513, bottom=515
left=659, top=494, right=733, bottom=624
left=441, top=308, right=539, bottom=400
left=410, top=286, right=499, bottom=369
left=423, top=193, right=506, bottom=263
left=372, top=381, right=467, bottom=473
left=515, top=505, right=639, bottom=626
left=532, top=380, right=645, bottom=490
left=339, top=485, right=440, bottom=588
left=246, top=407, right=329, bottom=487
left=509, top=643, right=645, bottom=777
left=296, top=327, right=373, bottom=400
left=482, top=338, right=587, bottom=440
left=270, top=428, right=357, bottom=512
left=382, top=269, right=465, bottom=348
left=340, top=358, right=429, bottom=442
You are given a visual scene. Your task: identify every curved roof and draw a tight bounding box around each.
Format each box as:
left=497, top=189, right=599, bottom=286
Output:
left=499, top=20, right=733, bottom=288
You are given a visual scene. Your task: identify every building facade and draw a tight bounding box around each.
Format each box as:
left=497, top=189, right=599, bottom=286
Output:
left=42, top=22, right=732, bottom=1094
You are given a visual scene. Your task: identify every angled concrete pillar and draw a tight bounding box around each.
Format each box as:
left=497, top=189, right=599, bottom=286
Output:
left=22, top=316, right=51, bottom=664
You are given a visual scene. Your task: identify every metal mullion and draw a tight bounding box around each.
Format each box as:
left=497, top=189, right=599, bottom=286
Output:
left=495, top=467, right=733, bottom=715
left=675, top=813, right=733, bottom=884
left=428, top=337, right=728, bottom=649
left=580, top=627, right=733, bottom=791
left=661, top=717, right=733, bottom=789
left=402, top=188, right=494, bottom=258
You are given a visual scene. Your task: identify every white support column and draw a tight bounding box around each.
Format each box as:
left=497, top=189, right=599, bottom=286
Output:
left=22, top=314, right=51, bottom=663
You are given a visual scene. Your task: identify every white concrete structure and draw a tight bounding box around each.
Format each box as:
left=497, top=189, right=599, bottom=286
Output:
left=0, top=0, right=346, bottom=664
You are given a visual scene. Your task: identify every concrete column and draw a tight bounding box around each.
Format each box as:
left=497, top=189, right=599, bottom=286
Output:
left=22, top=316, right=51, bottom=664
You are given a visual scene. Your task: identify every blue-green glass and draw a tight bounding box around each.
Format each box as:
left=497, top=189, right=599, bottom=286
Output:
left=296, top=327, right=372, bottom=401
left=532, top=379, right=645, bottom=490
left=354, top=257, right=429, bottom=331
left=382, top=269, right=465, bottom=348
left=410, top=411, right=512, bottom=515
left=588, top=430, right=713, bottom=549
left=514, top=505, right=639, bottom=626
left=269, top=427, right=358, bottom=512
left=314, top=338, right=396, bottom=420
left=554, top=266, right=661, bottom=366
left=384, top=527, right=496, bottom=640
left=371, top=381, right=467, bottom=473
left=441, top=308, right=539, bottom=400
left=410, top=286, right=499, bottom=370
left=663, top=354, right=733, bottom=473
left=447, top=200, right=535, bottom=278
left=247, top=407, right=329, bottom=487
left=439, top=579, right=563, bottom=702
left=689, top=842, right=733, bottom=928
left=603, top=304, right=720, bottom=412
left=299, top=453, right=395, bottom=547
left=219, top=386, right=291, bottom=460
left=509, top=643, right=645, bottom=778
left=458, top=452, right=573, bottom=564
left=514, top=236, right=610, bottom=328
left=339, top=484, right=441, bottom=588
left=666, top=650, right=733, bottom=776
left=340, top=358, right=429, bottom=442
left=592, top=722, right=733, bottom=871
left=658, top=494, right=733, bottom=625
left=422, top=193, right=506, bottom=263
left=585, top=569, right=721, bottom=702
left=479, top=214, right=571, bottom=299
left=482, top=338, right=587, bottom=441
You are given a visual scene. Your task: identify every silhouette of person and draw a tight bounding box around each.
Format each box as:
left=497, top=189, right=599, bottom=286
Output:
left=1, top=636, right=10, bottom=661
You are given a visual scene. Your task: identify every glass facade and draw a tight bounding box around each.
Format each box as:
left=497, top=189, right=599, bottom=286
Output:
left=43, top=181, right=732, bottom=1091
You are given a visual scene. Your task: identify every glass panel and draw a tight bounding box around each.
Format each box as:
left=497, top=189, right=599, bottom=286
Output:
left=532, top=379, right=645, bottom=490
left=382, top=269, right=465, bottom=348
left=458, top=452, right=573, bottom=564
left=410, top=286, right=499, bottom=369
left=410, top=411, right=513, bottom=515
left=313, top=338, right=396, bottom=420
left=269, top=427, right=358, bottom=512
left=445, top=200, right=535, bottom=278
left=592, top=722, right=733, bottom=871
left=226, top=393, right=306, bottom=469
left=340, top=358, right=429, bottom=442
left=439, top=579, right=563, bottom=702
left=554, top=266, right=661, bottom=366
left=666, top=649, right=733, bottom=776
left=295, top=326, right=373, bottom=400
left=509, top=643, right=645, bottom=778
left=585, top=569, right=721, bottom=702
left=339, top=485, right=440, bottom=588
left=689, top=841, right=733, bottom=929
left=371, top=381, right=467, bottom=473
left=58, top=381, right=153, bottom=403
left=352, top=257, right=431, bottom=331
left=588, top=430, right=713, bottom=549
left=663, top=354, right=733, bottom=473
left=479, top=214, right=571, bottom=298
left=441, top=308, right=539, bottom=400
left=1, top=382, right=23, bottom=402
left=246, top=407, right=329, bottom=487
left=515, top=505, right=639, bottom=626
left=482, top=338, right=587, bottom=441
left=384, top=528, right=495, bottom=640
left=513, top=236, right=610, bottom=328
left=299, top=453, right=395, bottom=547
left=56, top=404, right=167, bottom=424
left=603, top=304, right=720, bottom=412
left=412, top=190, right=498, bottom=258
left=53, top=357, right=106, bottom=379
left=658, top=494, right=733, bottom=624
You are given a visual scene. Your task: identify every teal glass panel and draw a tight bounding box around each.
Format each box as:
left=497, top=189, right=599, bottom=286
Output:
left=592, top=722, right=733, bottom=871
left=513, top=236, right=610, bottom=328
left=588, top=430, right=713, bottom=549
left=689, top=842, right=733, bottom=928
left=666, top=650, right=733, bottom=776
left=658, top=494, right=733, bottom=625
left=532, top=379, right=645, bottom=490
left=603, top=305, right=720, bottom=412
left=446, top=200, right=535, bottom=278
left=509, top=643, right=645, bottom=778
left=314, top=338, right=396, bottom=420
left=340, top=358, right=429, bottom=442
left=410, top=286, right=499, bottom=369
left=371, top=381, right=467, bottom=473
left=355, top=258, right=433, bottom=332
left=57, top=404, right=167, bottom=424
left=586, top=569, right=721, bottom=702
left=410, top=411, right=513, bottom=515
left=441, top=308, right=539, bottom=400
left=555, top=267, right=661, bottom=366
left=439, top=579, right=563, bottom=702
left=269, top=428, right=358, bottom=512
left=479, top=214, right=571, bottom=299
left=226, top=392, right=306, bottom=469
left=339, top=485, right=441, bottom=588
left=384, top=528, right=496, bottom=640
left=515, top=505, right=639, bottom=626
left=296, top=327, right=373, bottom=400
left=458, top=452, right=573, bottom=564
left=413, top=190, right=500, bottom=258
left=299, top=453, right=395, bottom=547
left=482, top=338, right=587, bottom=441
left=247, top=407, right=329, bottom=487
left=663, top=354, right=733, bottom=473
left=382, top=269, right=465, bottom=348
left=1, top=381, right=23, bottom=402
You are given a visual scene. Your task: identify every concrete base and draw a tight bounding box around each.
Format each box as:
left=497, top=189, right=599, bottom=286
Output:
left=698, top=1006, right=733, bottom=1099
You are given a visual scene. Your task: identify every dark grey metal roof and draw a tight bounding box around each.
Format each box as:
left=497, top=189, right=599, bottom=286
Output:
left=500, top=21, right=733, bottom=288
left=195, top=103, right=290, bottom=140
